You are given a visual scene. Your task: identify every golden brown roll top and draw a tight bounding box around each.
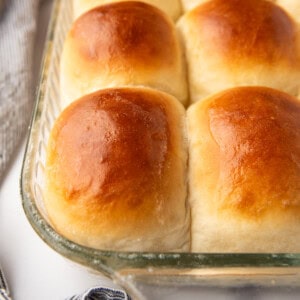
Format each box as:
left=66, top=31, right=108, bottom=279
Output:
left=61, top=1, right=188, bottom=108
left=181, top=0, right=300, bottom=23
left=73, top=0, right=183, bottom=21
left=188, top=86, right=300, bottom=252
left=177, top=0, right=300, bottom=104
left=45, top=87, right=190, bottom=252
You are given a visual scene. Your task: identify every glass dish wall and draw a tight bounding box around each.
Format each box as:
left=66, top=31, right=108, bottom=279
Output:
left=20, top=0, right=300, bottom=298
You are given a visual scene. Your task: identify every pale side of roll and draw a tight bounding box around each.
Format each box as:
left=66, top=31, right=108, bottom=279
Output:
left=61, top=2, right=188, bottom=108
left=187, top=86, right=300, bottom=253
left=274, top=0, right=300, bottom=24
left=45, top=87, right=190, bottom=252
left=177, top=0, right=300, bottom=104
left=73, top=0, right=182, bottom=21
left=180, top=0, right=208, bottom=12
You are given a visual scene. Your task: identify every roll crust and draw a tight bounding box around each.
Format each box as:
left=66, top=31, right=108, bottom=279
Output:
left=178, top=0, right=300, bottom=103
left=181, top=0, right=208, bottom=12
left=73, top=0, right=182, bottom=21
left=188, top=86, right=300, bottom=252
left=45, top=87, right=189, bottom=251
left=61, top=1, right=188, bottom=107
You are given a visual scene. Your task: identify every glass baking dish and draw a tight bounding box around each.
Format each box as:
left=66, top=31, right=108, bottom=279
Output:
left=20, top=0, right=300, bottom=298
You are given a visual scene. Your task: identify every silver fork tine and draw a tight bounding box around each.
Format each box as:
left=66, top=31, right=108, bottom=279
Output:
left=0, top=266, right=11, bottom=300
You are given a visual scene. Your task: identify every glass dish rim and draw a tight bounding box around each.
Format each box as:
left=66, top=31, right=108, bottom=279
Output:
left=20, top=0, right=300, bottom=277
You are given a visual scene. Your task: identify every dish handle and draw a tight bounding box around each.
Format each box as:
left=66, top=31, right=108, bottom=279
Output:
left=112, top=267, right=300, bottom=299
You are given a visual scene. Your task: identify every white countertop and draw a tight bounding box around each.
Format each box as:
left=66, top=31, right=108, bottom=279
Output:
left=1, top=1, right=300, bottom=299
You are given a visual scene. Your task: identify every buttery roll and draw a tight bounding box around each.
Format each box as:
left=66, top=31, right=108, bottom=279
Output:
left=45, top=87, right=190, bottom=252
left=188, top=86, right=300, bottom=253
left=177, top=0, right=300, bottom=104
left=73, top=0, right=182, bottom=21
left=61, top=2, right=188, bottom=108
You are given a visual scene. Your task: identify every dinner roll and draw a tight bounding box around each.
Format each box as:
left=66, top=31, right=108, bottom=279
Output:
left=61, top=2, right=188, bottom=108
left=73, top=0, right=182, bottom=21
left=188, top=86, right=300, bottom=253
left=45, top=87, right=190, bottom=252
left=177, top=0, right=300, bottom=104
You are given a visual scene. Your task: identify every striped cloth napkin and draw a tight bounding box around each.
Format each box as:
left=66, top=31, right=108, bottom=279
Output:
left=0, top=264, right=11, bottom=300
left=0, top=0, right=39, bottom=182
left=67, top=287, right=132, bottom=300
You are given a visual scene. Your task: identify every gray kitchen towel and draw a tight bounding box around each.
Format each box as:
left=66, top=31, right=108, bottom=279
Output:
left=0, top=0, right=39, bottom=181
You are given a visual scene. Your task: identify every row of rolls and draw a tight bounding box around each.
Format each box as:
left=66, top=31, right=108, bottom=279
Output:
left=44, top=0, right=300, bottom=253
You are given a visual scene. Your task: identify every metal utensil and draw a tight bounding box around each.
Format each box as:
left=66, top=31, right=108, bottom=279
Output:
left=0, top=266, right=11, bottom=300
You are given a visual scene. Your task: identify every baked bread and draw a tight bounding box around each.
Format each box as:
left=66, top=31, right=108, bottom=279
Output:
left=177, top=0, right=300, bottom=104
left=73, top=0, right=182, bottom=21
left=44, top=87, right=190, bottom=252
left=187, top=86, right=300, bottom=252
left=61, top=1, right=188, bottom=108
